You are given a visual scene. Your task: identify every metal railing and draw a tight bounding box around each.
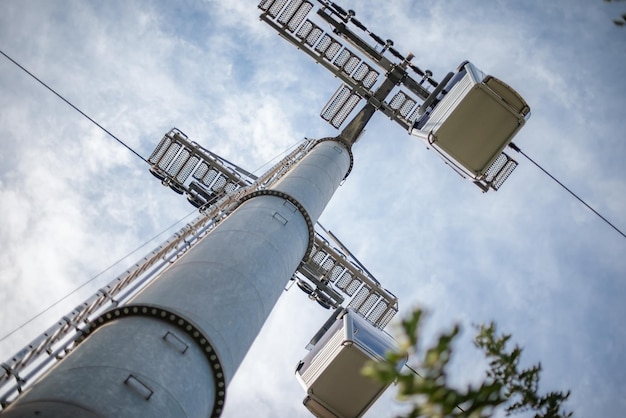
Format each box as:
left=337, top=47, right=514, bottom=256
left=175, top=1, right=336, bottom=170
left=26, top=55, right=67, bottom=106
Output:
left=0, top=134, right=315, bottom=409
left=0, top=131, right=398, bottom=407
left=293, top=224, right=398, bottom=329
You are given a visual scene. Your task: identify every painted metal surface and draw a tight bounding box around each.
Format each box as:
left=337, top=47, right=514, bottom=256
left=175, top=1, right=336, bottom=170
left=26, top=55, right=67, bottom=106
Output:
left=1, top=139, right=351, bottom=417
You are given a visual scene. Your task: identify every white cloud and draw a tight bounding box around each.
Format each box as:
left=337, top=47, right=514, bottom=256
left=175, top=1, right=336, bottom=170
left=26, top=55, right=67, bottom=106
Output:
left=0, top=0, right=624, bottom=417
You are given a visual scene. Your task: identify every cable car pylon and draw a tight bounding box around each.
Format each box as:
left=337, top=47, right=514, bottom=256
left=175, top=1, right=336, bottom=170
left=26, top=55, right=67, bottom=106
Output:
left=0, top=1, right=531, bottom=416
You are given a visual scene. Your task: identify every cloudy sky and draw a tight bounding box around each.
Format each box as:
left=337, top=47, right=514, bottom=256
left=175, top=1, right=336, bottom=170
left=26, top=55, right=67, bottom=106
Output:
left=0, top=0, right=625, bottom=417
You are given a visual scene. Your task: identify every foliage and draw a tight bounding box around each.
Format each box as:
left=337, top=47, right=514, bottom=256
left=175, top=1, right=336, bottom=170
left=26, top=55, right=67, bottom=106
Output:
left=474, top=323, right=572, bottom=418
left=603, top=0, right=626, bottom=26
left=613, top=13, right=626, bottom=27
left=363, top=308, right=572, bottom=418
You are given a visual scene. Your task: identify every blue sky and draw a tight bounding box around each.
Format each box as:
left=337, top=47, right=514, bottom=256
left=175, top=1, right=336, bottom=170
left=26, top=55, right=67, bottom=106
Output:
left=0, top=1, right=625, bottom=417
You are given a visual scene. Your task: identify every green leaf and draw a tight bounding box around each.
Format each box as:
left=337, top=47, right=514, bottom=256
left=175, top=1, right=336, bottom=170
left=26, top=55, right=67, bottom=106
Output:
left=363, top=308, right=573, bottom=417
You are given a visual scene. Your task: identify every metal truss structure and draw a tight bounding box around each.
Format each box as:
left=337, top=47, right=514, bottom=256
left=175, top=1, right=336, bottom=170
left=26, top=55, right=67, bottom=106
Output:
left=0, top=128, right=397, bottom=409
left=259, top=0, right=432, bottom=130
left=258, top=0, right=530, bottom=192
left=1, top=1, right=531, bottom=413
left=148, top=129, right=398, bottom=326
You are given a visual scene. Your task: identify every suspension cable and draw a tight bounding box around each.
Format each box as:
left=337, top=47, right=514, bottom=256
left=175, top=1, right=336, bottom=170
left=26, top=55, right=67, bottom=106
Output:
left=0, top=209, right=198, bottom=344
left=0, top=137, right=308, bottom=344
left=0, top=48, right=149, bottom=164
left=509, top=142, right=626, bottom=239
left=0, top=48, right=309, bottom=343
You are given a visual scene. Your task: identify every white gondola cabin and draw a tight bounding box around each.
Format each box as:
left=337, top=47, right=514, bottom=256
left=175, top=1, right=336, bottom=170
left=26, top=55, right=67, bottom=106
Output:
left=295, top=309, right=405, bottom=418
left=410, top=61, right=531, bottom=191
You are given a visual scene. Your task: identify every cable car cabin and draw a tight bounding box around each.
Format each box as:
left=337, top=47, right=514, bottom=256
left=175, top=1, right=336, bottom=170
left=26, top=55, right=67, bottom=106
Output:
left=410, top=61, right=530, bottom=192
left=295, top=309, right=405, bottom=418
